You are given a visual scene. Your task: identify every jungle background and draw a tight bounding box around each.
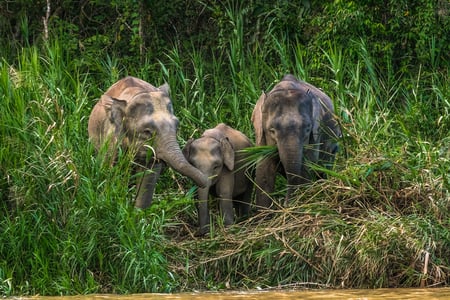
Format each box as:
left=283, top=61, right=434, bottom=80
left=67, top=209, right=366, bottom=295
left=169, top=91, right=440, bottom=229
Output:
left=0, top=0, right=449, bottom=296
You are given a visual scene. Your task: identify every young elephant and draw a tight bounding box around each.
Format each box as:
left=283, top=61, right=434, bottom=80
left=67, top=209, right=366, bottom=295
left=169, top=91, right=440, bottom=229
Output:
left=183, top=123, right=253, bottom=235
left=252, top=74, right=341, bottom=209
left=88, top=76, right=208, bottom=208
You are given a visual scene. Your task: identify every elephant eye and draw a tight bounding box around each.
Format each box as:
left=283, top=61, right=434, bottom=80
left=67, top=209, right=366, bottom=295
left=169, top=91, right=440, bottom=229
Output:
left=142, top=128, right=154, bottom=137
left=173, top=117, right=180, bottom=129
left=212, top=163, right=221, bottom=172
left=304, top=123, right=312, bottom=133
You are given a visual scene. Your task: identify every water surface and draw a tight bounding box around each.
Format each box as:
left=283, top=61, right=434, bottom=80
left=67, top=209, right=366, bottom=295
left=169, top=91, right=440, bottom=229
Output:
left=12, top=287, right=450, bottom=300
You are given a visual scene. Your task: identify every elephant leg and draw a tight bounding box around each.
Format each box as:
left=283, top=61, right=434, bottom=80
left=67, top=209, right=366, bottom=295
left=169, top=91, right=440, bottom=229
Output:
left=216, top=172, right=235, bottom=226
left=302, top=144, right=321, bottom=179
left=134, top=162, right=163, bottom=209
left=197, top=187, right=210, bottom=235
left=317, top=138, right=338, bottom=178
left=235, top=184, right=252, bottom=218
left=219, top=197, right=234, bottom=226
left=284, top=167, right=311, bottom=206
left=255, top=157, right=277, bottom=209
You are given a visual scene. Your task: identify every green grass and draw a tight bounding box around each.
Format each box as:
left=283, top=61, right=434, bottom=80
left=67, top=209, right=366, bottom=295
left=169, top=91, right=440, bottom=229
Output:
left=0, top=23, right=449, bottom=296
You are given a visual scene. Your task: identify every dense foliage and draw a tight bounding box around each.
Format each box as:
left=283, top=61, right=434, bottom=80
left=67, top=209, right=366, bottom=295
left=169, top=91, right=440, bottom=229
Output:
left=1, top=0, right=449, bottom=296
left=1, top=0, right=449, bottom=73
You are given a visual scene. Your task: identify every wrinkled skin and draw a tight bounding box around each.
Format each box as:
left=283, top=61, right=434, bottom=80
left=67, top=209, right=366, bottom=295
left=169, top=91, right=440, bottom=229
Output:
left=252, top=74, right=341, bottom=209
left=88, top=76, right=208, bottom=208
left=183, top=123, right=253, bottom=235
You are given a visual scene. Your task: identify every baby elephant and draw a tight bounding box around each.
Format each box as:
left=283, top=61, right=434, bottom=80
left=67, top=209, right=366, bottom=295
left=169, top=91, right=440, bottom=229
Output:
left=183, top=123, right=253, bottom=235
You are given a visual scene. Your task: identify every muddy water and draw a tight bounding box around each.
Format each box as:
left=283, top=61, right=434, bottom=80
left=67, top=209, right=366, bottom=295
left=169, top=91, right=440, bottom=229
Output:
left=12, top=288, right=450, bottom=300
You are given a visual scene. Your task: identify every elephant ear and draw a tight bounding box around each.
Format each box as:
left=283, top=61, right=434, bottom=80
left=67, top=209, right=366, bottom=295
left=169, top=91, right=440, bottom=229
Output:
left=103, top=94, right=127, bottom=135
left=251, top=92, right=266, bottom=146
left=221, top=137, right=235, bottom=171
left=182, top=138, right=194, bottom=159
left=309, top=90, right=322, bottom=144
left=158, top=83, right=170, bottom=95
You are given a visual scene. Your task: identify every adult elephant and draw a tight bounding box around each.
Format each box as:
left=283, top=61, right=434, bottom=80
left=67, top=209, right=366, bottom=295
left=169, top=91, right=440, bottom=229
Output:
left=252, top=74, right=341, bottom=209
left=88, top=76, right=208, bottom=208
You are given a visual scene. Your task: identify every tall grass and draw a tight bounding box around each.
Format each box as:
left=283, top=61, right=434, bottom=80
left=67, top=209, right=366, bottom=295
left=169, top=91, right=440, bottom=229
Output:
left=0, top=42, right=177, bottom=295
left=1, top=7, right=449, bottom=296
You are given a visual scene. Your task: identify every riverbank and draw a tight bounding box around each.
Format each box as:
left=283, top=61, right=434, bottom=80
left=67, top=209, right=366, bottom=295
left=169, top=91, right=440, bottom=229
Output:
left=164, top=149, right=448, bottom=290
left=10, top=288, right=450, bottom=300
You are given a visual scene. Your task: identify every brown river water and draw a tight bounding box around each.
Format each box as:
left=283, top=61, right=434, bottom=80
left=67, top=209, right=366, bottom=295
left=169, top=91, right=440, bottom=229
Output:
left=10, top=288, right=450, bottom=300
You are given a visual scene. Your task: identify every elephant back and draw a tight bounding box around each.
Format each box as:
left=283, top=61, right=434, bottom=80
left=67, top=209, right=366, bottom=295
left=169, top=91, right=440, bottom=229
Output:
left=204, top=123, right=253, bottom=151
left=105, top=76, right=157, bottom=99
left=275, top=74, right=334, bottom=111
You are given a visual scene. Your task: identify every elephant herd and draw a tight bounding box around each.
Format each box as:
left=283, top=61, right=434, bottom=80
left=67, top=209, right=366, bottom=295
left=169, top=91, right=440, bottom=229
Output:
left=88, top=75, right=341, bottom=235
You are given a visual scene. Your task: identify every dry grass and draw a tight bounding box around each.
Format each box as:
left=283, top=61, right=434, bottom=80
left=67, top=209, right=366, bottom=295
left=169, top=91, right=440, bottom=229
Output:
left=165, top=150, right=449, bottom=290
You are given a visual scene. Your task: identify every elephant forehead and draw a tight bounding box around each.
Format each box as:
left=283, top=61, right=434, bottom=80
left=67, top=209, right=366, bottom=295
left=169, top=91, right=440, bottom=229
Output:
left=136, top=112, right=179, bottom=131
left=269, top=114, right=308, bottom=131
left=128, top=101, right=154, bottom=117
left=191, top=151, right=223, bottom=172
left=191, top=138, right=221, bottom=156
left=266, top=102, right=312, bottom=121
left=266, top=89, right=311, bottom=109
left=128, top=92, right=173, bottom=115
left=149, top=91, right=173, bottom=111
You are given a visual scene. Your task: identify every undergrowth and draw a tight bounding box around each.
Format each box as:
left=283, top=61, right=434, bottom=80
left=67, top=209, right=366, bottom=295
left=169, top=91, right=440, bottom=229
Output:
left=167, top=145, right=449, bottom=290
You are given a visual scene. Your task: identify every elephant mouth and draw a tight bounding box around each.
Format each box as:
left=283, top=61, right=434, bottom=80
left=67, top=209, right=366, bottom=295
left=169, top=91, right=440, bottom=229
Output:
left=142, top=144, right=156, bottom=153
left=208, top=173, right=219, bottom=183
left=132, top=144, right=157, bottom=164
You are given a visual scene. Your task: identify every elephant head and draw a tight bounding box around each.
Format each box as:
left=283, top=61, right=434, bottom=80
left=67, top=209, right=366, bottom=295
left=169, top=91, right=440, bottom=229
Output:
left=252, top=74, right=340, bottom=209
left=183, top=136, right=234, bottom=184
left=183, top=123, right=253, bottom=235
left=88, top=76, right=208, bottom=208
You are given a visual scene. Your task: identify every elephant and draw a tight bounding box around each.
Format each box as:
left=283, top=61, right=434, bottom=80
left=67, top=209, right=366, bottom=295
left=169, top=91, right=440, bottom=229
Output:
left=252, top=74, right=341, bottom=209
left=88, top=76, right=209, bottom=208
left=182, top=123, right=253, bottom=235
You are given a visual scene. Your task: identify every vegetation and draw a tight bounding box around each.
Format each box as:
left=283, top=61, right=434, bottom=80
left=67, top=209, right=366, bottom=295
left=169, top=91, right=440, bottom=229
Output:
left=0, top=0, right=449, bottom=296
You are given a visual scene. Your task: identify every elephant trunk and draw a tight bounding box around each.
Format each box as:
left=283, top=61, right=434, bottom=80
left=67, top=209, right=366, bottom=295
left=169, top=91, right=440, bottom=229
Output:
left=278, top=143, right=307, bottom=202
left=156, top=136, right=209, bottom=188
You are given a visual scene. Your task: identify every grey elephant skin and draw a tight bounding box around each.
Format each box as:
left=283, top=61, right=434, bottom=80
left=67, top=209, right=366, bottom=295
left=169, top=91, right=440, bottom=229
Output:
left=183, top=123, right=253, bottom=235
left=252, top=74, right=341, bottom=209
left=88, top=76, right=208, bottom=208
